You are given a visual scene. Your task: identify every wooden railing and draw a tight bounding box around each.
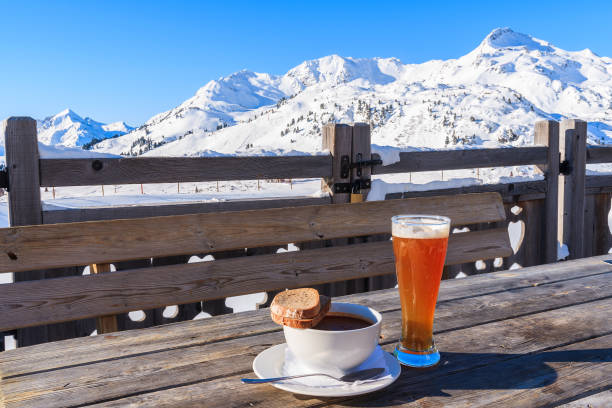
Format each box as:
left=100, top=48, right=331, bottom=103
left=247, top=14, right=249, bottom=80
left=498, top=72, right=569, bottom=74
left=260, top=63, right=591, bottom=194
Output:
left=2, top=117, right=611, bottom=348
left=39, top=155, right=332, bottom=186
left=371, top=146, right=548, bottom=174
left=0, top=194, right=510, bottom=332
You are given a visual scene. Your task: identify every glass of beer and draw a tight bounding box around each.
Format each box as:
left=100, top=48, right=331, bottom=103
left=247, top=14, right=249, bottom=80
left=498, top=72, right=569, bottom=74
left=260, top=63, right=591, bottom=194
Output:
left=391, top=215, right=450, bottom=367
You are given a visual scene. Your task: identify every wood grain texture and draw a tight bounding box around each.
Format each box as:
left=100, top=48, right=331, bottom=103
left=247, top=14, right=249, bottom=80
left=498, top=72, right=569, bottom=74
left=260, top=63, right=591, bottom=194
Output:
left=559, top=119, right=587, bottom=259
left=512, top=199, right=546, bottom=268
left=386, top=180, right=547, bottom=203
left=41, top=196, right=331, bottom=224
left=1, top=255, right=609, bottom=378
left=83, top=334, right=612, bottom=408
left=0, top=192, right=506, bottom=273
left=372, top=146, right=548, bottom=175
left=534, top=120, right=560, bottom=263
left=2, top=117, right=83, bottom=347
left=150, top=255, right=201, bottom=327
left=586, top=175, right=612, bottom=195
left=39, top=155, right=332, bottom=187
left=351, top=123, right=371, bottom=199
left=322, top=123, right=352, bottom=204
left=321, top=124, right=353, bottom=296
left=586, top=145, right=612, bottom=163
left=335, top=333, right=612, bottom=408
left=594, top=194, right=612, bottom=256
left=0, top=228, right=510, bottom=331
left=445, top=227, right=512, bottom=264
left=559, top=389, right=612, bottom=407
left=89, top=263, right=118, bottom=334
left=2, top=117, right=42, bottom=227
left=15, top=290, right=608, bottom=408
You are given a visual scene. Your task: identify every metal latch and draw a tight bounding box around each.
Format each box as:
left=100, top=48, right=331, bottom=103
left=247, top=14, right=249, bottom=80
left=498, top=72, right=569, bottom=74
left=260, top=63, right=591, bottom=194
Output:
left=0, top=168, right=8, bottom=190
left=559, top=160, right=571, bottom=175
left=340, top=154, right=383, bottom=179
left=336, top=153, right=380, bottom=194
left=351, top=153, right=383, bottom=177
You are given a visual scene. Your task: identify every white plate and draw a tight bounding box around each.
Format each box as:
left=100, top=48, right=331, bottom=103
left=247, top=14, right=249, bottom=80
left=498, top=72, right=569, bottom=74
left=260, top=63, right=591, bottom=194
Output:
left=251, top=343, right=401, bottom=397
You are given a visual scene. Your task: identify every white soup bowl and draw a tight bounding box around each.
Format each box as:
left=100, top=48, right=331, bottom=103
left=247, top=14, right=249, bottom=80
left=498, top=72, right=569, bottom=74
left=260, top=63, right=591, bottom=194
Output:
left=282, top=302, right=382, bottom=374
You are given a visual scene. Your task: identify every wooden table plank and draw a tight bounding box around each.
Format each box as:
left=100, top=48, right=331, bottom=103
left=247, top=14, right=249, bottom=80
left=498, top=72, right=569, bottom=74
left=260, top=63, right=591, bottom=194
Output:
left=79, top=299, right=612, bottom=408
left=559, top=389, right=612, bottom=407
left=2, top=255, right=610, bottom=378
left=336, top=334, right=612, bottom=407
left=2, top=271, right=610, bottom=407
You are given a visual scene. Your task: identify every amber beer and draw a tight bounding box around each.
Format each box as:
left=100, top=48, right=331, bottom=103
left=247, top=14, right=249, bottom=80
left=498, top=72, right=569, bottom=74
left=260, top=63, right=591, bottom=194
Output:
left=391, top=215, right=450, bottom=367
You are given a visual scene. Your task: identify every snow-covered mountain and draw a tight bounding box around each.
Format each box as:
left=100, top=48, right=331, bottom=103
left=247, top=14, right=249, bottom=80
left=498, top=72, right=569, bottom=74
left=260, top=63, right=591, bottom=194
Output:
left=0, top=109, right=131, bottom=164
left=87, top=27, right=611, bottom=157
left=37, top=109, right=134, bottom=148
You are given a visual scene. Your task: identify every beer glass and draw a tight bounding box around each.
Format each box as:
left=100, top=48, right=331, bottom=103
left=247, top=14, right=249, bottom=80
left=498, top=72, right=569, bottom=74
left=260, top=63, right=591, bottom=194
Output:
left=391, top=215, right=450, bottom=367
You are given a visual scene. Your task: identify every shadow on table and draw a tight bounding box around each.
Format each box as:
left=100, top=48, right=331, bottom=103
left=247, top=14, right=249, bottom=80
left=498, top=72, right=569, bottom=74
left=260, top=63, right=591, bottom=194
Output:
left=292, top=348, right=611, bottom=406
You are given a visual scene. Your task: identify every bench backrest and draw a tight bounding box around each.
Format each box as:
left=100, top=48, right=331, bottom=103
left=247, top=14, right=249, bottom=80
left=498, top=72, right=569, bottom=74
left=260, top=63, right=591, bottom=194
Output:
left=0, top=192, right=510, bottom=333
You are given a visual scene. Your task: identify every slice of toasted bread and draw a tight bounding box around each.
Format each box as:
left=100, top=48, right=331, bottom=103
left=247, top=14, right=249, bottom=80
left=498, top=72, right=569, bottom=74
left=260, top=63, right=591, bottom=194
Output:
left=270, top=288, right=321, bottom=319
left=271, top=295, right=330, bottom=329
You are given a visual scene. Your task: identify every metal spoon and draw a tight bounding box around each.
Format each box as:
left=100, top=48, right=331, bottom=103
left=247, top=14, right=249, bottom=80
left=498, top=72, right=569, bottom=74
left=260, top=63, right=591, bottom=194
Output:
left=241, top=367, right=386, bottom=384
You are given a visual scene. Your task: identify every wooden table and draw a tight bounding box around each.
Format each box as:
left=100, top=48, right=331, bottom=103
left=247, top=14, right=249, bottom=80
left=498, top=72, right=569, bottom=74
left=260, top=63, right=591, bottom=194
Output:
left=1, top=256, right=610, bottom=407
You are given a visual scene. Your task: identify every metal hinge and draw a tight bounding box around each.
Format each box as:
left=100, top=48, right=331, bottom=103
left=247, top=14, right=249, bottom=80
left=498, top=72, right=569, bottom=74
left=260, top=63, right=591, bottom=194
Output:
left=334, top=179, right=372, bottom=194
left=334, top=182, right=352, bottom=194
left=353, top=179, right=371, bottom=191
left=340, top=155, right=350, bottom=179
left=0, top=168, right=8, bottom=190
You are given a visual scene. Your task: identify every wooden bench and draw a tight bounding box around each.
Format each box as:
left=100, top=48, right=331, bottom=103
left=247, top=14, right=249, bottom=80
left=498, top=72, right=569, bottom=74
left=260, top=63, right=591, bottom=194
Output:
left=0, top=192, right=511, bottom=339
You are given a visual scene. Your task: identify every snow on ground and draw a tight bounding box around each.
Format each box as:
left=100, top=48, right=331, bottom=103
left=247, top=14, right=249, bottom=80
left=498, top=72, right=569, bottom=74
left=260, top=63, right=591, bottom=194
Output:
left=38, top=143, right=121, bottom=159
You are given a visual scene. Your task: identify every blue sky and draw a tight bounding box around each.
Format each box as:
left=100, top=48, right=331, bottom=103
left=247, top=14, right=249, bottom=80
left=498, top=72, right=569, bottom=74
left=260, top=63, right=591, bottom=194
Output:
left=1, top=0, right=611, bottom=125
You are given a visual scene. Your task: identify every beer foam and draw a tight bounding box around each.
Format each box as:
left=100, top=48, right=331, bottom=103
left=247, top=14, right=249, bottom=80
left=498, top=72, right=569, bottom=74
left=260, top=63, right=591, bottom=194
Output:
left=392, top=216, right=450, bottom=239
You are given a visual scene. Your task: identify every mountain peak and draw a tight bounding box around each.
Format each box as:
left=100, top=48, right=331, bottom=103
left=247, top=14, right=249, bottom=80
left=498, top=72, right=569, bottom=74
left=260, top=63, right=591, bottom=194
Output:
left=38, top=109, right=133, bottom=148
left=287, top=54, right=397, bottom=87
left=481, top=27, right=553, bottom=52
left=55, top=108, right=80, bottom=119
left=47, top=29, right=612, bottom=159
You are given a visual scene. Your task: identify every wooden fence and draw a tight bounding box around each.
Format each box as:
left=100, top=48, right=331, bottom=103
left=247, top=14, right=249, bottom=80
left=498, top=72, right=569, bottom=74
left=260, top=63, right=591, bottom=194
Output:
left=1, top=117, right=612, bottom=348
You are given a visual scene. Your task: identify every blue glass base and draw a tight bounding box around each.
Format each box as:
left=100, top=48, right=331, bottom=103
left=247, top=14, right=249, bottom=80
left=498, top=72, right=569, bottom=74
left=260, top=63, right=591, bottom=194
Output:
left=394, top=344, right=440, bottom=368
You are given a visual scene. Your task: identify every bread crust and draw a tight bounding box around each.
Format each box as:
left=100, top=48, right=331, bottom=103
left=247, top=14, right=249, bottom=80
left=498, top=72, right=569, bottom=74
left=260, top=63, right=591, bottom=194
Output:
left=270, top=288, right=321, bottom=319
left=271, top=295, right=330, bottom=329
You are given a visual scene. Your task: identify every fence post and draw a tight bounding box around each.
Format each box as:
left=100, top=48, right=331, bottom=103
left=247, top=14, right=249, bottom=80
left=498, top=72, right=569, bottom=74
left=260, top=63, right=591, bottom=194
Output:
left=322, top=123, right=352, bottom=204
left=3, top=117, right=89, bottom=346
left=318, top=124, right=353, bottom=296
left=3, top=117, right=42, bottom=226
left=558, top=119, right=587, bottom=259
left=3, top=117, right=47, bottom=346
left=534, top=120, right=559, bottom=263
left=351, top=123, right=371, bottom=202
left=89, top=263, right=118, bottom=333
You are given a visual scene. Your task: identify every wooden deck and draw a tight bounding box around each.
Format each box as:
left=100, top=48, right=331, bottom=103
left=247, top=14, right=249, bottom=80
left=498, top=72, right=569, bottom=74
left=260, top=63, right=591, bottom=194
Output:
left=0, top=256, right=610, bottom=407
